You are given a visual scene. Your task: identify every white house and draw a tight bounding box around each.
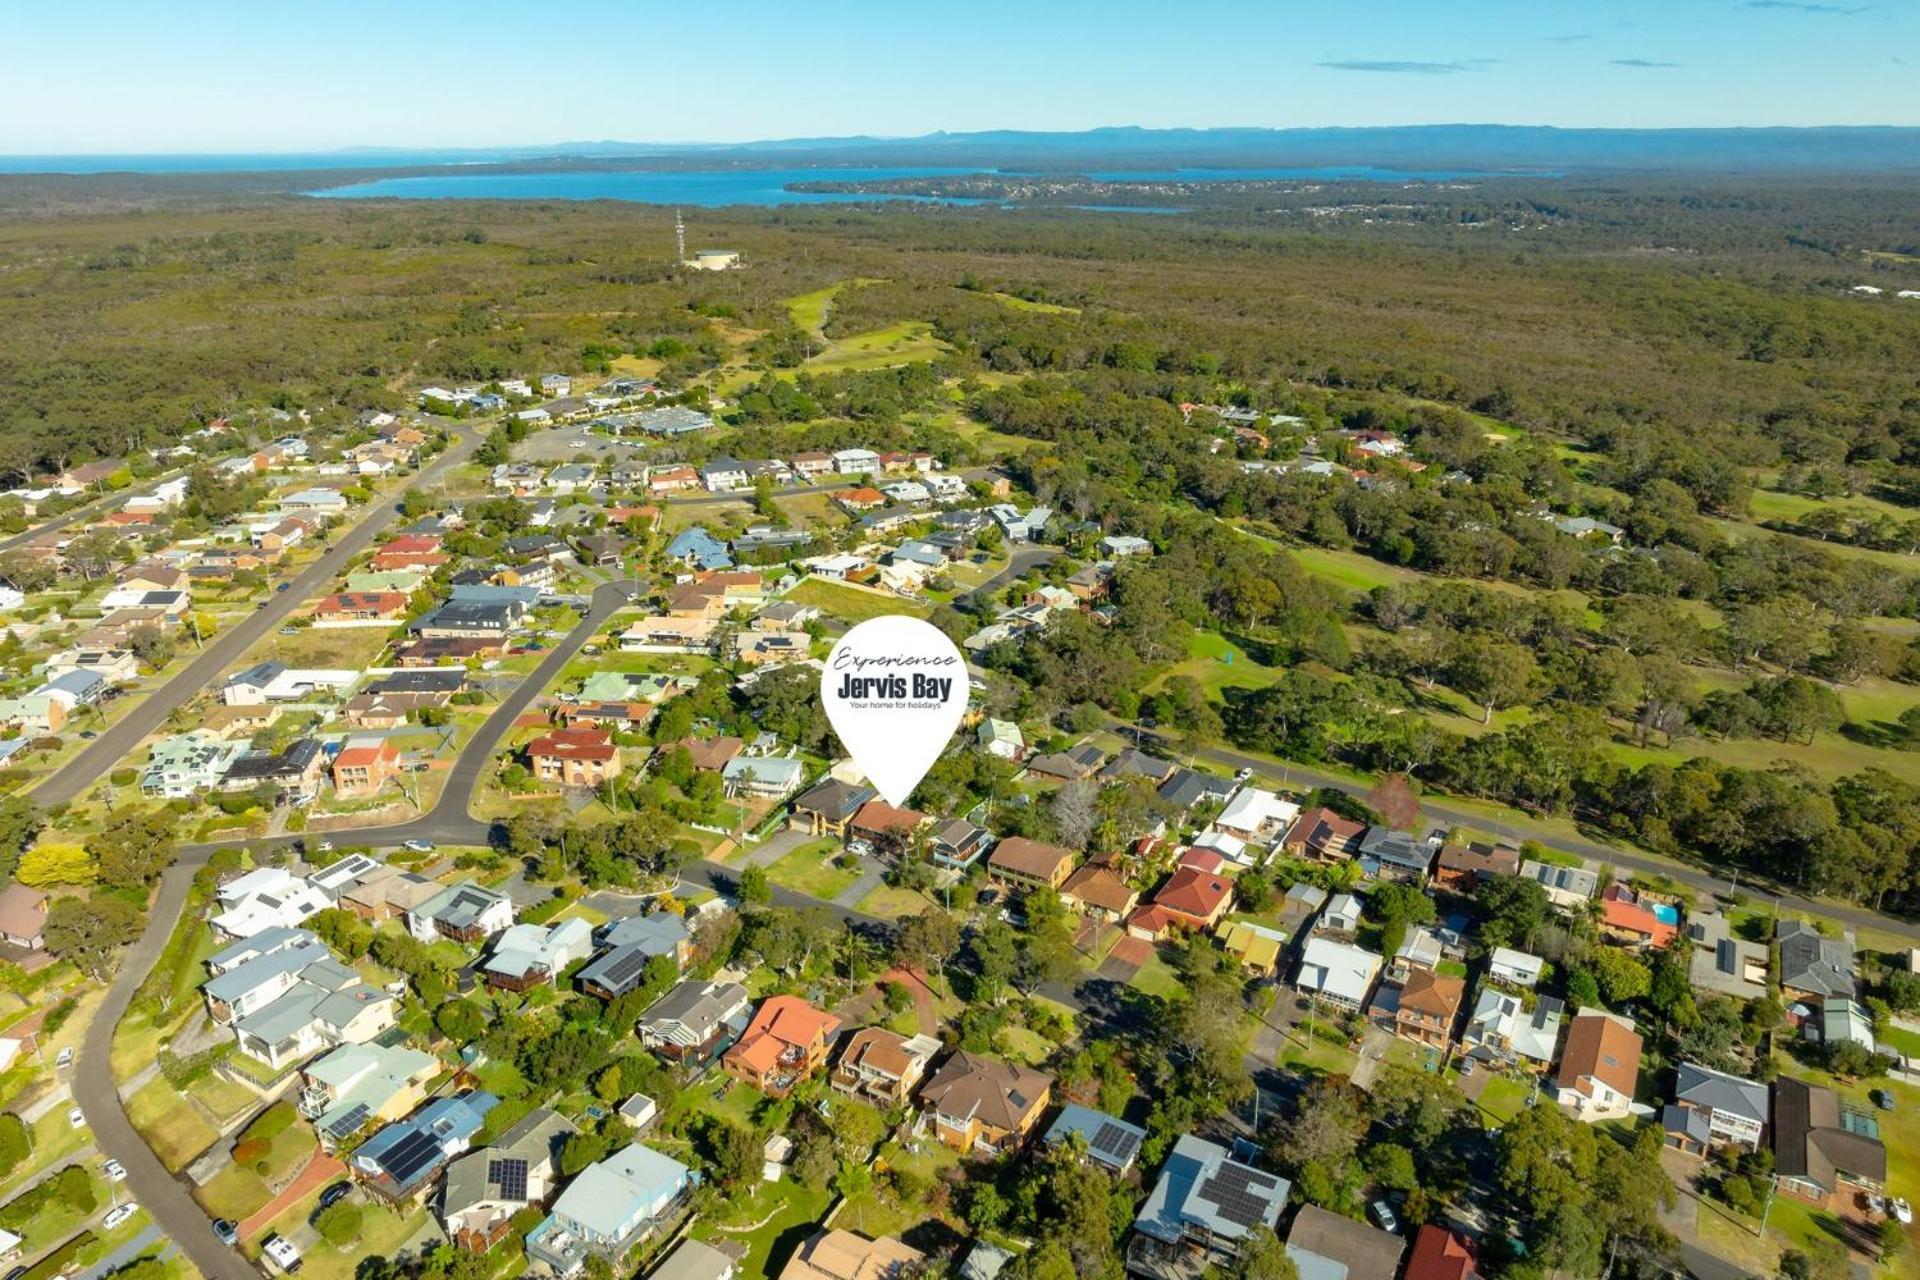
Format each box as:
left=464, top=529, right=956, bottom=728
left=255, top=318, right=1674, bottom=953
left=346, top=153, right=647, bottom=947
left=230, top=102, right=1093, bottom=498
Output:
left=1488, top=947, right=1545, bottom=988
left=221, top=662, right=358, bottom=706
left=1464, top=989, right=1562, bottom=1070
left=833, top=449, right=881, bottom=476
left=212, top=872, right=332, bottom=940
left=1293, top=937, right=1381, bottom=1011
left=1211, top=788, right=1300, bottom=855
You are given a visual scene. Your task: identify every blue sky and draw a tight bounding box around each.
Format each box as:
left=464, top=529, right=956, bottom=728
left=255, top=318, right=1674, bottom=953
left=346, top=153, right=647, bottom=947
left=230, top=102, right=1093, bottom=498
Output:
left=3, top=0, right=1915, bottom=153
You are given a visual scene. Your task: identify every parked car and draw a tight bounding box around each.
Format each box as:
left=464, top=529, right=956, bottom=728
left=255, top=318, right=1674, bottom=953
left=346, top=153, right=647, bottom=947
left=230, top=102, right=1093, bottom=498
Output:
left=1369, top=1200, right=1400, bottom=1234
left=1871, top=1089, right=1894, bottom=1111
left=103, top=1159, right=126, bottom=1183
left=212, top=1220, right=238, bottom=1246
left=275, top=582, right=292, bottom=593
left=1894, top=1198, right=1913, bottom=1226
left=55, top=1047, right=73, bottom=1068
left=401, top=840, right=434, bottom=853
left=317, top=1182, right=353, bottom=1211
left=102, top=1204, right=137, bottom=1231
left=67, top=1107, right=84, bottom=1129
left=264, top=1235, right=302, bottom=1273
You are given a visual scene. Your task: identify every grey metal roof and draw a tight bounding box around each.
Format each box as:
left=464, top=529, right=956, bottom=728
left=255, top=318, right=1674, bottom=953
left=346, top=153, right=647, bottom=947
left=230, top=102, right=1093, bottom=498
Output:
left=1674, top=1061, right=1769, bottom=1124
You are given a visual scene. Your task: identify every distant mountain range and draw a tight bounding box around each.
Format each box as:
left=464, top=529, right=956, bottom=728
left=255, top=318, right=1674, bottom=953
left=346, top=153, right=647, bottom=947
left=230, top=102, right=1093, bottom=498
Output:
left=345, top=124, right=1920, bottom=174
left=8, top=124, right=1920, bottom=177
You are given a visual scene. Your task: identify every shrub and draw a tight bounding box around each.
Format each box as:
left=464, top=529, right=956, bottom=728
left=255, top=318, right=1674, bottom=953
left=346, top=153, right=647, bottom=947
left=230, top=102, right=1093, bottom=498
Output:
left=231, top=1138, right=269, bottom=1165
left=315, top=1203, right=362, bottom=1248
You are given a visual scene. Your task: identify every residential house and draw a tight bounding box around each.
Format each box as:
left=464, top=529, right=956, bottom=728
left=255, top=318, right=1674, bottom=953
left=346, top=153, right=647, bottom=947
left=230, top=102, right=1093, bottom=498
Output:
left=1687, top=912, right=1769, bottom=1002
left=1665, top=1062, right=1769, bottom=1155
left=831, top=1028, right=941, bottom=1107
left=333, top=737, right=401, bottom=799
left=1556, top=1009, right=1644, bottom=1123
left=211, top=867, right=331, bottom=939
left=834, top=449, right=881, bottom=476
left=219, top=738, right=328, bottom=798
left=1060, top=862, right=1139, bottom=923
left=413, top=598, right=524, bottom=640
left=777, top=1231, right=922, bottom=1280
left=529, top=728, right=623, bottom=788
left=721, top=755, right=805, bottom=800
left=1771, top=1076, right=1887, bottom=1209
left=1316, top=892, right=1364, bottom=938
left=352, top=1091, right=499, bottom=1202
left=1220, top=921, right=1288, bottom=977
left=1282, top=807, right=1368, bottom=861
left=1520, top=860, right=1601, bottom=910
left=1211, top=789, right=1301, bottom=857
left=441, top=1108, right=578, bottom=1250
left=1294, top=938, right=1382, bottom=1012
left=313, top=592, right=410, bottom=625
left=931, top=817, right=994, bottom=870
left=599, top=911, right=693, bottom=965
left=227, top=954, right=397, bottom=1070
left=1129, top=1134, right=1289, bottom=1280
left=637, top=979, right=752, bottom=1066
left=221, top=661, right=356, bottom=705
left=1463, top=990, right=1563, bottom=1071
left=1806, top=997, right=1877, bottom=1054
left=0, top=885, right=48, bottom=951
left=1044, top=1103, right=1147, bottom=1174
left=663, top=736, right=743, bottom=773
left=1599, top=884, right=1679, bottom=948
left=1393, top=970, right=1466, bottom=1048
left=917, top=1051, right=1053, bottom=1156
left=300, top=1041, right=440, bottom=1148
left=699, top=458, right=750, bottom=492
left=339, top=868, right=445, bottom=922
left=1129, top=867, right=1232, bottom=939
left=1101, top=534, right=1152, bottom=558
left=789, top=778, right=878, bottom=838
left=722, top=996, right=842, bottom=1096
left=987, top=837, right=1077, bottom=893
left=1404, top=1227, right=1479, bottom=1280
left=141, top=730, right=249, bottom=798
left=649, top=1240, right=736, bottom=1280
left=483, top=919, right=595, bottom=991
left=1431, top=841, right=1519, bottom=894
left=526, top=1144, right=693, bottom=1276
left=1777, top=920, right=1855, bottom=1004
left=847, top=800, right=931, bottom=854
left=1285, top=1206, right=1405, bottom=1280
left=1488, top=947, right=1545, bottom=988
left=1356, top=826, right=1440, bottom=882
left=408, top=880, right=514, bottom=945
left=1024, top=742, right=1105, bottom=782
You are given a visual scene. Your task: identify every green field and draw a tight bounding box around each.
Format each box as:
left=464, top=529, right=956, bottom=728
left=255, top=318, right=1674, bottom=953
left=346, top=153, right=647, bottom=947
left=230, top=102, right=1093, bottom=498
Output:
left=988, top=291, right=1078, bottom=314
left=766, top=839, right=860, bottom=900
left=1148, top=630, right=1285, bottom=698
left=801, top=321, right=950, bottom=375
left=784, top=278, right=884, bottom=332
left=785, top=577, right=931, bottom=623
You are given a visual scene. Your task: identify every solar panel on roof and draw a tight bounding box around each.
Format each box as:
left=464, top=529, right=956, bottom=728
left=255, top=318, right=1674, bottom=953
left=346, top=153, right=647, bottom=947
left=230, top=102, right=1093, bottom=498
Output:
left=1201, top=1163, right=1281, bottom=1229
left=489, top=1157, right=529, bottom=1201
left=325, top=1103, right=371, bottom=1140
left=1090, top=1121, right=1142, bottom=1164
left=378, top=1128, right=444, bottom=1187
left=595, top=947, right=651, bottom=990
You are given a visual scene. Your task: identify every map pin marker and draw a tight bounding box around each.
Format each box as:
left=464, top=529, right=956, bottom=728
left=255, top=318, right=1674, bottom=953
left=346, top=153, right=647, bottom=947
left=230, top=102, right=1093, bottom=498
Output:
left=821, top=615, right=969, bottom=808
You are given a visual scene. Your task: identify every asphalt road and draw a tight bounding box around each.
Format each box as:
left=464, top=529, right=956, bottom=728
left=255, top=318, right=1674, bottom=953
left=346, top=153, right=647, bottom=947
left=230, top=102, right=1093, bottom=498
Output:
left=33, top=434, right=479, bottom=808
left=0, top=468, right=188, bottom=556
left=73, top=840, right=258, bottom=1280
left=1124, top=724, right=1920, bottom=944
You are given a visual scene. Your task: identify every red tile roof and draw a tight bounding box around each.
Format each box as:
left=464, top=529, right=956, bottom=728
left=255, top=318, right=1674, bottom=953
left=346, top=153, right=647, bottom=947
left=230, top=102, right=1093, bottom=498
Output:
left=1150, top=866, right=1232, bottom=921
left=529, top=727, right=618, bottom=763
left=1406, top=1227, right=1477, bottom=1280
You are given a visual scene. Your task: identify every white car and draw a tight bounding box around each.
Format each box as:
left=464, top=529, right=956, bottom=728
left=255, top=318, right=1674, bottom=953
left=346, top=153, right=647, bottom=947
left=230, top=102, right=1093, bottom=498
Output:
left=102, top=1203, right=138, bottom=1231
left=103, top=1159, right=127, bottom=1182
left=67, top=1107, right=84, bottom=1129
left=55, top=1047, right=73, bottom=1068
left=569, top=440, right=589, bottom=449
left=1894, top=1198, right=1913, bottom=1225
left=401, top=840, right=434, bottom=853
left=264, top=1235, right=302, bottom=1272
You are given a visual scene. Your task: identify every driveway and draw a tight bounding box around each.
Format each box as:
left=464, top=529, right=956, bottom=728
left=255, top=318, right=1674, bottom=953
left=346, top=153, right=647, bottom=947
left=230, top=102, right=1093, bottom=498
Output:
left=1350, top=1027, right=1395, bottom=1092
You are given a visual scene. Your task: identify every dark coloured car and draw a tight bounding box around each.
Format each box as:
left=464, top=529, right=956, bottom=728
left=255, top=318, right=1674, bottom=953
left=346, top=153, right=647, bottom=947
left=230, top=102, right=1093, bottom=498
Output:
left=212, top=1220, right=238, bottom=1246
left=1871, top=1089, right=1894, bottom=1111
left=317, top=1181, right=352, bottom=1210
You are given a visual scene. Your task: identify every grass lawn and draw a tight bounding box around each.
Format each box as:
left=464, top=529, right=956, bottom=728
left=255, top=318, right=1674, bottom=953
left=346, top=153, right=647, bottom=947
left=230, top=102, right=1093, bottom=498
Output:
left=800, top=322, right=950, bottom=376
left=784, top=278, right=885, bottom=332
left=1128, top=954, right=1185, bottom=1000
left=252, top=625, right=393, bottom=670
left=255, top=1196, right=431, bottom=1280
left=835, top=1188, right=917, bottom=1240
left=857, top=882, right=936, bottom=918
left=690, top=1179, right=831, bottom=1280
left=187, top=1073, right=261, bottom=1126
left=0, top=1107, right=92, bottom=1199
left=0, top=1170, right=106, bottom=1248
left=1469, top=1074, right=1536, bottom=1124
left=126, top=1080, right=217, bottom=1171
left=194, top=1164, right=271, bottom=1221
left=785, top=578, right=931, bottom=624
left=1147, top=629, right=1284, bottom=699
left=767, top=840, right=860, bottom=901
left=1288, top=545, right=1419, bottom=594
left=995, top=1024, right=1056, bottom=1067
left=1272, top=1030, right=1361, bottom=1078
left=987, top=291, right=1077, bottom=314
